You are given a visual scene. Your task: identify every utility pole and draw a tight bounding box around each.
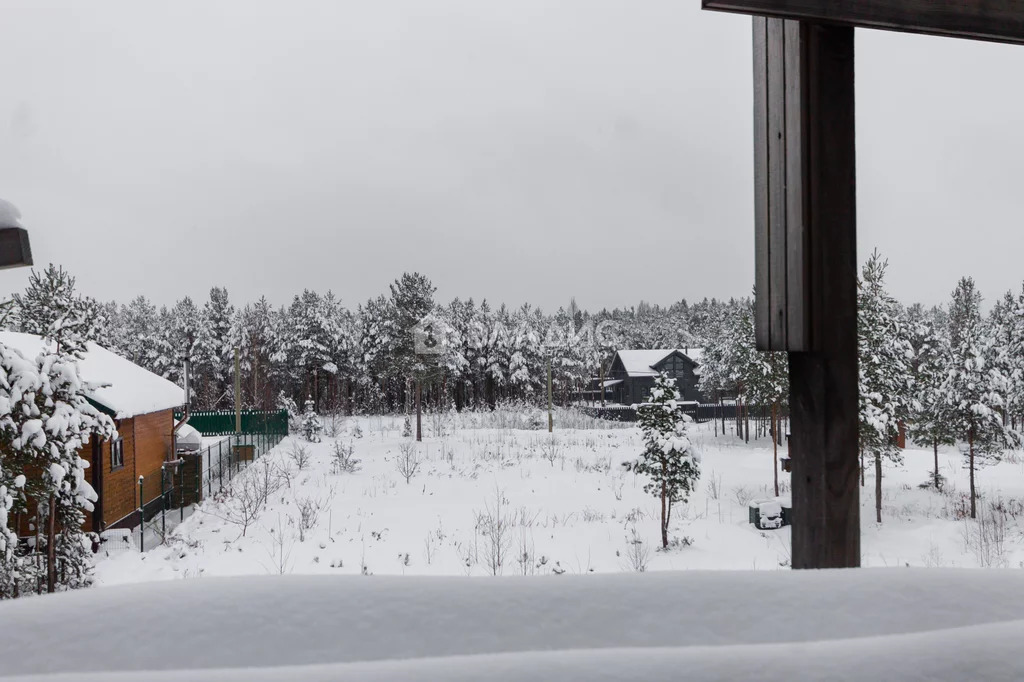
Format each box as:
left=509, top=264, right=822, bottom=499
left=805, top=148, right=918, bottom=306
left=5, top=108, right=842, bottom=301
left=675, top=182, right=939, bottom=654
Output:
left=547, top=355, right=553, bottom=433
left=234, top=347, right=241, bottom=434
left=415, top=377, right=422, bottom=442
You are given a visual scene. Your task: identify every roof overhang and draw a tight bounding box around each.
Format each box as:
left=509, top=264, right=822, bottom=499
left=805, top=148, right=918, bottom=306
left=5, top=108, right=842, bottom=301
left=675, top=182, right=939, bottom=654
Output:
left=702, top=0, right=1024, bottom=46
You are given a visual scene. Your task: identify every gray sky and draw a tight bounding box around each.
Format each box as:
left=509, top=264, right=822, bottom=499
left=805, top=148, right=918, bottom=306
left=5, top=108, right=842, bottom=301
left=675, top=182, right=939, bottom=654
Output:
left=0, top=1, right=1022, bottom=313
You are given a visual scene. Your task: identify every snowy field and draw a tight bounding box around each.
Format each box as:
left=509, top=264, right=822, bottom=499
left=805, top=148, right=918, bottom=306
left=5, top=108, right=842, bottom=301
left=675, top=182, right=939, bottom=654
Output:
left=93, top=409, right=1024, bottom=584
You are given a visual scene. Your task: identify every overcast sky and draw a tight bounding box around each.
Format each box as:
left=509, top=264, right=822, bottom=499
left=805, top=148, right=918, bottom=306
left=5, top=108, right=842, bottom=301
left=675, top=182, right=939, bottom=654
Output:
left=0, top=1, right=1022, bottom=313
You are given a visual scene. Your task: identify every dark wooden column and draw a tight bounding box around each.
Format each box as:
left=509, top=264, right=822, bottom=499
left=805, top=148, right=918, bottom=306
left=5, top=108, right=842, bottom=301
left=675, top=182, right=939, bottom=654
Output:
left=754, top=19, right=859, bottom=568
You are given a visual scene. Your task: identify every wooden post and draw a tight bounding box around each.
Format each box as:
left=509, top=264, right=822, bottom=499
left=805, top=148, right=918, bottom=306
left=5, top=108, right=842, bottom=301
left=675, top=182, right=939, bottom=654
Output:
left=415, top=379, right=422, bottom=442
left=234, top=347, right=241, bottom=434
left=755, top=20, right=859, bottom=568
left=547, top=356, right=553, bottom=433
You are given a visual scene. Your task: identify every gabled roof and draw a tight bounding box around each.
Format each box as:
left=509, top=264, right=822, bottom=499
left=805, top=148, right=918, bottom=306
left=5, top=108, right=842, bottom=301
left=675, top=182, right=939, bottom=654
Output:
left=0, top=331, right=185, bottom=419
left=614, top=348, right=703, bottom=377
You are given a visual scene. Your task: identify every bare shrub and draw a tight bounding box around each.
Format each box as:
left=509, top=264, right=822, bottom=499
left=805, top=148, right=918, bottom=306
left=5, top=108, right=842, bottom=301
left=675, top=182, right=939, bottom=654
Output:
left=295, top=495, right=324, bottom=542
left=612, top=478, right=625, bottom=501
left=962, top=500, right=1008, bottom=568
left=706, top=470, right=723, bottom=500
left=264, top=514, right=293, bottom=575
left=733, top=486, right=755, bottom=508
left=540, top=437, right=562, bottom=467
left=323, top=412, right=345, bottom=438
left=253, top=457, right=284, bottom=505
left=516, top=529, right=536, bottom=576
left=220, top=476, right=264, bottom=538
left=289, top=442, right=312, bottom=471
left=395, top=442, right=422, bottom=484
left=475, top=485, right=514, bottom=576
left=622, top=526, right=649, bottom=572
left=330, top=440, right=361, bottom=474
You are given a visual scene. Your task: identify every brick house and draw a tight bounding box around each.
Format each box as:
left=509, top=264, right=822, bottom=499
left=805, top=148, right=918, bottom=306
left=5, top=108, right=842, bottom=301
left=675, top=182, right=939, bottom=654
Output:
left=0, top=332, right=185, bottom=533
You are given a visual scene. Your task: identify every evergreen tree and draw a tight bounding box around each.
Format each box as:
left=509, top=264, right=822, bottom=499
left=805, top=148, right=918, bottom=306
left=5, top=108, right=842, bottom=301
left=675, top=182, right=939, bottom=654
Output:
left=193, top=287, right=235, bottom=408
left=857, top=251, right=913, bottom=523
left=906, top=304, right=954, bottom=489
left=944, top=277, right=1018, bottom=519
left=628, top=373, right=701, bottom=549
left=300, top=397, right=323, bottom=443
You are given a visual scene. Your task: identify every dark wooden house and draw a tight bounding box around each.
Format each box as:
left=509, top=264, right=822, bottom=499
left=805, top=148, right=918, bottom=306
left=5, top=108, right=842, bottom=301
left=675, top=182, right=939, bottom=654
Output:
left=599, top=349, right=705, bottom=405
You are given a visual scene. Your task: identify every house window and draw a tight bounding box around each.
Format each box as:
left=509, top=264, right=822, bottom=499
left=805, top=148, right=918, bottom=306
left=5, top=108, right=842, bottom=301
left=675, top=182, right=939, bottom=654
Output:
left=659, top=356, right=688, bottom=378
left=111, top=438, right=124, bottom=471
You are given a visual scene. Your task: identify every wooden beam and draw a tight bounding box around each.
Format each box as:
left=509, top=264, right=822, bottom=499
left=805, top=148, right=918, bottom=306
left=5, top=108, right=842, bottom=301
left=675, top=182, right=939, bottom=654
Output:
left=704, top=0, right=1024, bottom=46
left=784, top=22, right=860, bottom=569
left=753, top=18, right=809, bottom=351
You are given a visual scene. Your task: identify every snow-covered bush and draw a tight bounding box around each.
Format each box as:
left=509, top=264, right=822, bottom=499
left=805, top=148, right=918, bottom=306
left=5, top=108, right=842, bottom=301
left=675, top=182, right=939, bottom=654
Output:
left=299, top=398, right=323, bottom=443
left=276, top=392, right=300, bottom=433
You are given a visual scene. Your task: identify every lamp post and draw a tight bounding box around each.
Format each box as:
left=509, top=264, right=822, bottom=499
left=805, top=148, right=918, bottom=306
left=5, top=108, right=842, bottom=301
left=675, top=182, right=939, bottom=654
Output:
left=0, top=199, right=33, bottom=269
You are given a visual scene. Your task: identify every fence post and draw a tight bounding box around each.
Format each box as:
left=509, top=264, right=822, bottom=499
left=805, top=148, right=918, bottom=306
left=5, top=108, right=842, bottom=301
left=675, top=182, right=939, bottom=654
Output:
left=179, top=461, right=185, bottom=523
left=219, top=440, right=223, bottom=488
left=138, top=476, right=144, bottom=553
left=160, top=469, right=166, bottom=543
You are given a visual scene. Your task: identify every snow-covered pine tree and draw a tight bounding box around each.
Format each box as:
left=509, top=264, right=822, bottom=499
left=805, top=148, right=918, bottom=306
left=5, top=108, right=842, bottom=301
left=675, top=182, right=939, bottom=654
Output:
left=944, top=277, right=1018, bottom=519
left=989, top=289, right=1024, bottom=429
left=0, top=343, right=40, bottom=598
left=629, top=373, right=701, bottom=548
left=906, top=304, right=955, bottom=489
left=30, top=344, right=116, bottom=591
left=193, top=287, right=235, bottom=408
left=857, top=251, right=914, bottom=523
left=388, top=273, right=436, bottom=408
left=300, top=397, right=323, bottom=443
left=167, top=297, right=201, bottom=392
left=6, top=278, right=117, bottom=592
left=13, top=264, right=76, bottom=336
left=355, top=295, right=396, bottom=413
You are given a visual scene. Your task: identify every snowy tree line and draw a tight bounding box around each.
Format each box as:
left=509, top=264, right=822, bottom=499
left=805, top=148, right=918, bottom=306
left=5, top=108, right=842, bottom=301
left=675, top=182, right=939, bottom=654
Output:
left=697, top=251, right=1024, bottom=521
left=6, top=268, right=739, bottom=416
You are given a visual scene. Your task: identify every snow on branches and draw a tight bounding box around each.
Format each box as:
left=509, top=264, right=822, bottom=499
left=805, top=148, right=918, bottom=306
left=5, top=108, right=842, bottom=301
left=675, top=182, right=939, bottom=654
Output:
left=628, top=373, right=700, bottom=549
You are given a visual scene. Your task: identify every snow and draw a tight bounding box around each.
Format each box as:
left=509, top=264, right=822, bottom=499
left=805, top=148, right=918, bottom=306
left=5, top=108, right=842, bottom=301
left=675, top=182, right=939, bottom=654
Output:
left=2, top=569, right=1024, bottom=680
left=174, top=422, right=202, bottom=450
left=616, top=348, right=703, bottom=376
left=0, top=198, right=22, bottom=228
left=0, top=332, right=184, bottom=419
left=85, top=414, right=1024, bottom=587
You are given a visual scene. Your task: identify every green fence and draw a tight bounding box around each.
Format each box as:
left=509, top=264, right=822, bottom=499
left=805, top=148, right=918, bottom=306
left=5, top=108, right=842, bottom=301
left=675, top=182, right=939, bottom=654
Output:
left=173, top=409, right=289, bottom=436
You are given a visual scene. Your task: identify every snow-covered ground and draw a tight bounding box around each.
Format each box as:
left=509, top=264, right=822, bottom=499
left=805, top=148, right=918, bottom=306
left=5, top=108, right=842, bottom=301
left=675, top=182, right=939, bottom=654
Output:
left=92, top=411, right=1024, bottom=584
left=3, top=569, right=1024, bottom=680
left=7, top=410, right=1024, bottom=680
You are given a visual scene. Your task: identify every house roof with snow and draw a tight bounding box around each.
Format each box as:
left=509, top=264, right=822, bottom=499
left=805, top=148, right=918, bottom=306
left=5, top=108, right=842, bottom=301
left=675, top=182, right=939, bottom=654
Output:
left=613, top=348, right=703, bottom=377
left=0, top=331, right=185, bottom=419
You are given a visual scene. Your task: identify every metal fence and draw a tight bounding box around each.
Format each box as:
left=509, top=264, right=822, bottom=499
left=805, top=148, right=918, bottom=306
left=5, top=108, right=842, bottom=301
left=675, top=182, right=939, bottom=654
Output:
left=579, top=402, right=789, bottom=428
left=135, top=432, right=285, bottom=552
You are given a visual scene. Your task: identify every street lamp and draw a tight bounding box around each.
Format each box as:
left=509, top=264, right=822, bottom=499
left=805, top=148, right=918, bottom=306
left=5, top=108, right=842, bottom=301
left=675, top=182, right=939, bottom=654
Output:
left=0, top=199, right=33, bottom=269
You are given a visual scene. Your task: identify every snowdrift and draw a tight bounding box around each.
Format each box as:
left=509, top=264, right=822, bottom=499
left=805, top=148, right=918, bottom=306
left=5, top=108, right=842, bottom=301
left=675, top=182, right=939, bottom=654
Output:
left=2, top=569, right=1023, bottom=680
